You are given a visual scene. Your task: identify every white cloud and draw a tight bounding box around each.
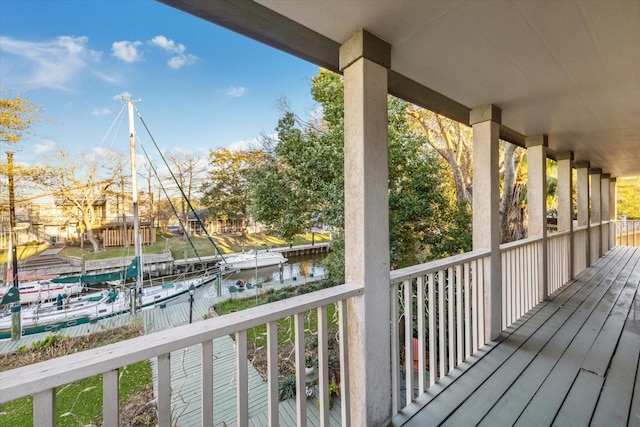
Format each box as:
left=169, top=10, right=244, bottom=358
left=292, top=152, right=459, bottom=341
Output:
left=150, top=35, right=185, bottom=54
left=226, top=134, right=272, bottom=151
left=226, top=86, right=247, bottom=97
left=167, top=54, right=197, bottom=69
left=111, top=40, right=143, bottom=63
left=0, top=35, right=103, bottom=90
left=150, top=35, right=197, bottom=69
left=33, top=139, right=57, bottom=154
left=91, top=107, right=111, bottom=116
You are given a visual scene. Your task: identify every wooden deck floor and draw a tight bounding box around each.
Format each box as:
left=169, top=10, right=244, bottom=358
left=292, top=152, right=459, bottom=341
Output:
left=393, top=245, right=640, bottom=427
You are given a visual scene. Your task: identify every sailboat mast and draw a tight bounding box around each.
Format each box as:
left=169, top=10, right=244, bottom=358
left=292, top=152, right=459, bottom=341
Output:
left=7, top=152, right=18, bottom=289
left=127, top=101, right=143, bottom=296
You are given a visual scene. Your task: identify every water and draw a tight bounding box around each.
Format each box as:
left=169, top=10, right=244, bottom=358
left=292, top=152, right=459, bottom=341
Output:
left=167, top=253, right=327, bottom=305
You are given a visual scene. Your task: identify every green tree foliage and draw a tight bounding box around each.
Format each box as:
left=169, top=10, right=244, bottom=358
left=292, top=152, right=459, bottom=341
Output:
left=201, top=148, right=270, bottom=231
left=248, top=70, right=472, bottom=282
left=617, top=176, right=640, bottom=219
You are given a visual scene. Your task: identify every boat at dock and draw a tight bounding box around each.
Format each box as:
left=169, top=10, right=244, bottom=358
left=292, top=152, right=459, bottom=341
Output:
left=220, top=249, right=287, bottom=270
left=0, top=271, right=219, bottom=339
left=0, top=279, right=83, bottom=306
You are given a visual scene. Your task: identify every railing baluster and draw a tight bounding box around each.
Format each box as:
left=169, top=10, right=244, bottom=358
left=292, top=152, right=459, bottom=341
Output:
left=471, top=260, right=479, bottom=353
left=463, top=263, right=471, bottom=360
left=390, top=283, right=400, bottom=413
left=33, top=388, right=55, bottom=427
left=236, top=331, right=249, bottom=427
left=201, top=340, right=213, bottom=427
left=317, top=305, right=330, bottom=427
left=448, top=267, right=455, bottom=372
left=157, top=353, right=171, bottom=427
left=455, top=265, right=463, bottom=365
left=338, top=300, right=351, bottom=427
left=404, top=279, right=414, bottom=401
left=438, top=269, right=447, bottom=376
left=294, top=313, right=307, bottom=427
left=428, top=272, right=437, bottom=386
left=478, top=259, right=486, bottom=346
left=417, top=276, right=427, bottom=393
left=267, top=321, right=279, bottom=427
left=103, top=369, right=119, bottom=427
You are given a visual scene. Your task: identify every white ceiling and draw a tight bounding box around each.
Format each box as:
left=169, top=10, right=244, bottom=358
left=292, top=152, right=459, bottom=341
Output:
left=162, top=0, right=640, bottom=177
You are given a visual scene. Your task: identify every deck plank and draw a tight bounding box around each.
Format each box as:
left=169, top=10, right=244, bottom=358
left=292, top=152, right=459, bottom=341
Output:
left=514, top=249, right=640, bottom=426
left=552, top=370, right=604, bottom=426
left=395, top=246, right=640, bottom=427
left=441, top=247, right=635, bottom=426
left=591, top=286, right=640, bottom=425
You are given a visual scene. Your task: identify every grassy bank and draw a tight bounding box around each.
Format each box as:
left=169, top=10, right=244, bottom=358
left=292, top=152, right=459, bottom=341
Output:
left=60, top=230, right=331, bottom=261
left=0, top=321, right=156, bottom=426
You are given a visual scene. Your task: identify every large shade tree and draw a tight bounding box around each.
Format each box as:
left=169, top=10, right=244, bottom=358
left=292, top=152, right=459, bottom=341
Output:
left=201, top=148, right=270, bottom=234
left=248, top=69, right=471, bottom=282
left=35, top=148, right=120, bottom=252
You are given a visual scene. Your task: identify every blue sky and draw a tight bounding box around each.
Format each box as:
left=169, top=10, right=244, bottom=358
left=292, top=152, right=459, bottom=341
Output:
left=0, top=0, right=320, bottom=167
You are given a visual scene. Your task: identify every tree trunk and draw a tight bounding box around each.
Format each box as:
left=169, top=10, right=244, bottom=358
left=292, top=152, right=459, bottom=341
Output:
left=500, top=143, right=517, bottom=243
left=441, top=150, right=471, bottom=205
left=83, top=215, right=101, bottom=253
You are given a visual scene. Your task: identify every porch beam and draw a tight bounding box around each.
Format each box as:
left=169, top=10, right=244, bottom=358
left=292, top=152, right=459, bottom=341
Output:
left=340, top=29, right=391, bottom=426
left=470, top=104, right=502, bottom=340
left=557, top=152, right=574, bottom=279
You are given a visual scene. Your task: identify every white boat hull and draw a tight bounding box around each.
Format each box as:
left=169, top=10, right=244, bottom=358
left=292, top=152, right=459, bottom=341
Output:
left=0, top=272, right=217, bottom=339
left=0, top=280, right=83, bottom=305
left=222, top=250, right=287, bottom=270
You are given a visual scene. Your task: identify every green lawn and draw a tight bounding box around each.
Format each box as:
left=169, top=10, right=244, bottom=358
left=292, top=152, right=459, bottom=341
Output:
left=0, top=323, right=155, bottom=426
left=59, top=230, right=331, bottom=261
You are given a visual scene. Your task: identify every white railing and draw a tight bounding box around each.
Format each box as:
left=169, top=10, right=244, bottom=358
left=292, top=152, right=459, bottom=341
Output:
left=574, top=226, right=589, bottom=275
left=0, top=284, right=363, bottom=427
left=389, top=250, right=490, bottom=412
left=500, top=237, right=542, bottom=329
left=547, top=231, right=571, bottom=295
left=615, top=220, right=640, bottom=247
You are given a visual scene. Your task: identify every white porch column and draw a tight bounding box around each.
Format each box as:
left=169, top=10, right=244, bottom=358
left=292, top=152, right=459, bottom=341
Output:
left=601, top=173, right=610, bottom=253
left=526, top=135, right=548, bottom=302
left=557, top=152, right=574, bottom=279
left=610, top=177, right=618, bottom=247
left=340, top=29, right=391, bottom=427
left=470, top=104, right=502, bottom=341
left=576, top=161, right=591, bottom=267
left=590, top=168, right=602, bottom=263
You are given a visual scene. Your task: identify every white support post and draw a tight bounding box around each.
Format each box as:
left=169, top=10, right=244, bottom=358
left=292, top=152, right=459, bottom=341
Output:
left=590, top=168, right=602, bottom=262
left=576, top=162, right=591, bottom=267
left=526, top=135, right=548, bottom=302
left=557, top=152, right=574, bottom=280
left=610, top=178, right=617, bottom=247
left=340, top=29, right=391, bottom=426
left=601, top=174, right=611, bottom=253
left=470, top=104, right=502, bottom=341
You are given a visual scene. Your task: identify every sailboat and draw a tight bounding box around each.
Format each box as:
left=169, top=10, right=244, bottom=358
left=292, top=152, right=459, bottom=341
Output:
left=0, top=100, right=219, bottom=339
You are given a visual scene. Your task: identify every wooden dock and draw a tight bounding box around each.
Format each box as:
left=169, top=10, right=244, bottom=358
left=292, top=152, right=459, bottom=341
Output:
left=1, top=275, right=346, bottom=426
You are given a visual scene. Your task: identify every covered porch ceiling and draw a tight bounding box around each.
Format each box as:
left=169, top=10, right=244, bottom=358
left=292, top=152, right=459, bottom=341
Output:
left=158, top=0, right=640, bottom=178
